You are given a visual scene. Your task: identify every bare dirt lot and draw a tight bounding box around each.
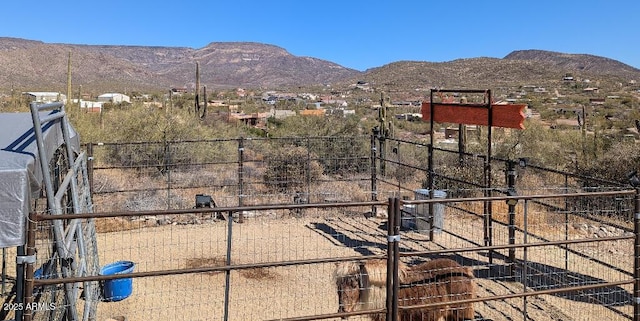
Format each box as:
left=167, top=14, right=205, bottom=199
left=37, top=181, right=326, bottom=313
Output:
left=87, top=206, right=634, bottom=321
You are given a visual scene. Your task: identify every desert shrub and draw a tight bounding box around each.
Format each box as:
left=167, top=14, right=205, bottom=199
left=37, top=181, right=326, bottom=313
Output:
left=265, top=114, right=371, bottom=176
left=307, top=136, right=370, bottom=176
left=578, top=140, right=640, bottom=185
left=80, top=103, right=242, bottom=171
left=263, top=146, right=323, bottom=192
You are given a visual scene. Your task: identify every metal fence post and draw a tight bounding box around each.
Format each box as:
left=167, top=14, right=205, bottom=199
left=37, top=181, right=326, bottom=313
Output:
left=237, top=138, right=244, bottom=223
left=223, top=210, right=234, bottom=321
left=87, top=142, right=94, bottom=197
left=522, top=198, right=530, bottom=319
left=507, top=160, right=517, bottom=277
left=392, top=197, right=400, bottom=321
left=386, top=198, right=395, bottom=321
left=163, top=134, right=172, bottom=210
left=371, top=132, right=378, bottom=217
left=385, top=197, right=401, bottom=321
left=305, top=137, right=311, bottom=204
left=22, top=211, right=37, bottom=321
left=634, top=188, right=640, bottom=321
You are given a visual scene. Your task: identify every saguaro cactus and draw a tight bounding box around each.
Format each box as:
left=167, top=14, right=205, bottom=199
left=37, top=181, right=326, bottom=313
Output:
left=67, top=51, right=72, bottom=107
left=195, top=62, right=200, bottom=116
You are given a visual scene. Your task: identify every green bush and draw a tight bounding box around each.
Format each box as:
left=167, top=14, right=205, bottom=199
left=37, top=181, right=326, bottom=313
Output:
left=263, top=146, right=323, bottom=192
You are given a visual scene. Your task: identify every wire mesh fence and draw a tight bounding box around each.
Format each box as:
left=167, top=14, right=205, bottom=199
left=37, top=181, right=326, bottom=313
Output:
left=88, top=136, right=373, bottom=213
left=9, top=135, right=639, bottom=321
left=25, top=189, right=637, bottom=321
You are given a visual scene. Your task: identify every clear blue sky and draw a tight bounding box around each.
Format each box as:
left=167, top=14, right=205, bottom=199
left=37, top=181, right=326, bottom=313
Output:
left=2, top=0, right=638, bottom=71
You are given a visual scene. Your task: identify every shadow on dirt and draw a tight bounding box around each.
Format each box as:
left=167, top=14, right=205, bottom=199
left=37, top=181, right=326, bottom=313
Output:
left=310, top=219, right=633, bottom=313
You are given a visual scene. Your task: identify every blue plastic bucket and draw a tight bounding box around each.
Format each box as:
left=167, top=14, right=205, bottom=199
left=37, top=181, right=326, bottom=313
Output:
left=99, top=261, right=135, bottom=302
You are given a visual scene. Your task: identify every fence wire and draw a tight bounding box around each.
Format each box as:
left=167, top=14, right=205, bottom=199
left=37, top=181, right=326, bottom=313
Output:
left=13, top=136, right=639, bottom=321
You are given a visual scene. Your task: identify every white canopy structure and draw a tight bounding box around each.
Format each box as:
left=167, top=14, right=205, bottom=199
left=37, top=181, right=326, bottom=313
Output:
left=0, top=111, right=79, bottom=248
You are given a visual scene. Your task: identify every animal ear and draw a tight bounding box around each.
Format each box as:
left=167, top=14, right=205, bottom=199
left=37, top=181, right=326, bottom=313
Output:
left=465, top=266, right=474, bottom=276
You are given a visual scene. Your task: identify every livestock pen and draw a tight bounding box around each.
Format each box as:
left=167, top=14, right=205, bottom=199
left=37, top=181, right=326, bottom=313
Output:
left=6, top=134, right=640, bottom=321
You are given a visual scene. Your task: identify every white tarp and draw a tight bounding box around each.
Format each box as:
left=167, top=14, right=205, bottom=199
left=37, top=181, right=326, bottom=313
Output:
left=0, top=112, right=79, bottom=248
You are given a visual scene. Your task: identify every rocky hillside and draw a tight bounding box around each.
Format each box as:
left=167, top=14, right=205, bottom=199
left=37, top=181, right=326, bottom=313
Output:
left=0, top=37, right=638, bottom=94
left=348, top=51, right=640, bottom=96
left=0, top=37, right=360, bottom=93
left=504, top=49, right=640, bottom=79
left=76, top=41, right=360, bottom=89
left=0, top=37, right=170, bottom=93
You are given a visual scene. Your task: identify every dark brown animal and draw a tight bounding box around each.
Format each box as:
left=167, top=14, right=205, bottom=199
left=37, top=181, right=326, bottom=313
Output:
left=335, top=258, right=476, bottom=321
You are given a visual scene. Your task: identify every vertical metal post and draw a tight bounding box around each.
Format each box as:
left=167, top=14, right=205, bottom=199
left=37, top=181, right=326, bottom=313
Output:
left=386, top=198, right=396, bottom=321
left=523, top=199, right=529, bottom=319
left=380, top=136, right=386, bottom=177
left=458, top=123, right=466, bottom=167
left=305, top=137, right=311, bottom=204
left=371, top=131, right=378, bottom=217
left=163, top=134, right=171, bottom=210
left=428, top=91, right=435, bottom=241
left=1, top=248, right=5, bottom=302
left=507, top=161, right=516, bottom=277
left=223, top=210, right=234, bottom=321
left=23, top=211, right=37, bottom=321
left=391, top=197, right=401, bottom=321
left=86, top=143, right=94, bottom=198
left=15, top=246, right=25, bottom=321
left=167, top=151, right=172, bottom=210
left=564, top=173, right=570, bottom=274
left=237, top=138, right=244, bottom=223
left=634, top=189, right=640, bottom=321
left=485, top=90, right=494, bottom=264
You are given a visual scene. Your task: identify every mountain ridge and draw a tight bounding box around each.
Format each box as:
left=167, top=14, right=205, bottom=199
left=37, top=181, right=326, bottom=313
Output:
left=0, top=37, right=638, bottom=94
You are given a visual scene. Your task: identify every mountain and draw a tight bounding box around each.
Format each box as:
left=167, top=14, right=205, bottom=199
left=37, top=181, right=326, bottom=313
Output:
left=350, top=50, right=640, bottom=95
left=0, top=37, right=170, bottom=93
left=0, top=38, right=360, bottom=93
left=504, top=49, right=640, bottom=79
left=74, top=42, right=361, bottom=90
left=0, top=38, right=638, bottom=94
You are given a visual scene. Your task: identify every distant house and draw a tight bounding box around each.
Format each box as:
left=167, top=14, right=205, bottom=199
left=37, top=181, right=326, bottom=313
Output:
left=355, top=81, right=371, bottom=91
left=264, top=96, right=277, bottom=105
left=392, top=101, right=413, bottom=106
left=300, top=109, right=326, bottom=116
left=171, top=87, right=188, bottom=95
left=327, top=108, right=356, bottom=118
left=97, top=93, right=130, bottom=104
left=23, top=92, right=66, bottom=103
left=395, top=113, right=422, bottom=121
left=229, top=112, right=269, bottom=127
left=271, top=109, right=296, bottom=119
left=77, top=100, right=104, bottom=113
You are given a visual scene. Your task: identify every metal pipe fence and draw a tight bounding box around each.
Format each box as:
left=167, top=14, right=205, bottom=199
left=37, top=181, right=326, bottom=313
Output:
left=23, top=190, right=638, bottom=321
left=8, top=135, right=639, bottom=321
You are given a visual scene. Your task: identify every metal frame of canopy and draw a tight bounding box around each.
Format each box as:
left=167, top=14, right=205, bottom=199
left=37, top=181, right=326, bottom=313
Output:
left=0, top=102, right=99, bottom=321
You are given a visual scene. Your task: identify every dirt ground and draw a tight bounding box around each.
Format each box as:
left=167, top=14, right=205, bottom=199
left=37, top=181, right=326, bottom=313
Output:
left=83, top=207, right=634, bottom=321
left=1, top=204, right=632, bottom=321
